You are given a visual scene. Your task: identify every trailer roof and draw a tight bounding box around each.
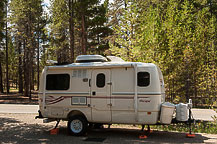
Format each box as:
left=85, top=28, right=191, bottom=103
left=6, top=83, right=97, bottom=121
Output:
left=47, top=62, right=156, bottom=70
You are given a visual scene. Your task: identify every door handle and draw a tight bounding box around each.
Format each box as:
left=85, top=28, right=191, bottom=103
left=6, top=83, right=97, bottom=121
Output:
left=92, top=91, right=96, bottom=95
left=89, top=79, right=91, bottom=87
left=107, top=82, right=112, bottom=85
left=107, top=103, right=112, bottom=106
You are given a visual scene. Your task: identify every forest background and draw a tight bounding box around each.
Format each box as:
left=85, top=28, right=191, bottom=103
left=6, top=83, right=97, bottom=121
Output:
left=0, top=0, right=216, bottom=108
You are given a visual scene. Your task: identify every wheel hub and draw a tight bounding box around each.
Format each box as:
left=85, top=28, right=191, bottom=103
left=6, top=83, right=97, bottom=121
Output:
left=70, top=119, right=83, bottom=133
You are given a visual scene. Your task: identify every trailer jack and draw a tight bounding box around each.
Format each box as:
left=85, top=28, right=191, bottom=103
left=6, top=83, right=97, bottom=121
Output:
left=54, top=119, right=60, bottom=129
left=141, top=125, right=153, bottom=133
left=35, top=110, right=43, bottom=119
left=186, top=108, right=195, bottom=138
left=50, top=120, right=60, bottom=135
left=139, top=125, right=151, bottom=139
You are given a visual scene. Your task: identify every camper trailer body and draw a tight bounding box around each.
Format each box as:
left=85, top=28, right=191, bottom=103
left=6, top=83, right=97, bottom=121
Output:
left=38, top=56, right=165, bottom=131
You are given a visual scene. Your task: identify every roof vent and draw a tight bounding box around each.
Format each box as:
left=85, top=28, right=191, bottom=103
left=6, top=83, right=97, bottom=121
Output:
left=76, top=55, right=108, bottom=63
left=106, top=56, right=125, bottom=62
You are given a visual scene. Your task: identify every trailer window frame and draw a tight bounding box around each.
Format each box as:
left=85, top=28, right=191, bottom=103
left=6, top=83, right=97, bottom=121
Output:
left=46, top=74, right=70, bottom=90
left=96, top=73, right=105, bottom=88
left=71, top=96, right=87, bottom=105
left=137, top=72, right=150, bottom=87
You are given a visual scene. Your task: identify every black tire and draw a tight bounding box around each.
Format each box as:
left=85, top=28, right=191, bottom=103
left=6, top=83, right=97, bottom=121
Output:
left=67, top=115, right=88, bottom=136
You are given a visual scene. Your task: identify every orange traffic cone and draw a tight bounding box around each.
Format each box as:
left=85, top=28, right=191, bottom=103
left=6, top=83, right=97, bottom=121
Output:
left=139, top=135, right=148, bottom=139
left=186, top=133, right=195, bottom=138
left=50, top=128, right=59, bottom=135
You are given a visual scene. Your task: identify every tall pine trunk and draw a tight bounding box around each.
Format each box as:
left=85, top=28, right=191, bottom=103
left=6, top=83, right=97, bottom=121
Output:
left=23, top=39, right=30, bottom=97
left=69, top=0, right=74, bottom=63
left=37, top=23, right=40, bottom=90
left=81, top=13, right=86, bottom=54
left=5, top=2, right=9, bottom=94
left=0, top=61, right=3, bottom=93
left=18, top=40, right=23, bottom=93
left=31, top=62, right=34, bottom=91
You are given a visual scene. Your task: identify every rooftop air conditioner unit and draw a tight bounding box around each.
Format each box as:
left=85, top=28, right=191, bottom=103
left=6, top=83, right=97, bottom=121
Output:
left=76, top=55, right=108, bottom=63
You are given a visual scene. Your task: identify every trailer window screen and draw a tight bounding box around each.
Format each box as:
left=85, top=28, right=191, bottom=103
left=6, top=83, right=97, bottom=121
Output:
left=137, top=72, right=150, bottom=87
left=46, top=74, right=70, bottom=90
left=96, top=73, right=105, bottom=88
left=72, top=97, right=87, bottom=105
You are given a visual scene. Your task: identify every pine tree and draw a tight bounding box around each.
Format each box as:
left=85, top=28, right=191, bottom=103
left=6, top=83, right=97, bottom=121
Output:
left=50, top=0, right=69, bottom=63
left=0, top=0, right=6, bottom=93
left=10, top=0, right=44, bottom=98
left=109, top=0, right=141, bottom=61
left=87, top=0, right=112, bottom=54
left=109, top=0, right=217, bottom=106
left=0, top=0, right=6, bottom=40
left=50, top=0, right=111, bottom=63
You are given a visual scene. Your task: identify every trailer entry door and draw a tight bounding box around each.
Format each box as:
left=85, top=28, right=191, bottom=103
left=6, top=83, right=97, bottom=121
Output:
left=91, top=69, right=111, bottom=122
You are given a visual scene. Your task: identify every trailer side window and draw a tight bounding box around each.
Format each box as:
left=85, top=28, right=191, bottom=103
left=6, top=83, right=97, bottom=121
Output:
left=137, top=72, right=150, bottom=87
left=96, top=73, right=105, bottom=88
left=46, top=74, right=70, bottom=90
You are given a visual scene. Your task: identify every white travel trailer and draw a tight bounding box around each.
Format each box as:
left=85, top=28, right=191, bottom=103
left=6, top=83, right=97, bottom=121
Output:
left=37, top=55, right=167, bottom=135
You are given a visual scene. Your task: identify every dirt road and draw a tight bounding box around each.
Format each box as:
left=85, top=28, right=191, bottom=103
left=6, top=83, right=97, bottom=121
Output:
left=0, top=113, right=217, bottom=144
left=0, top=104, right=38, bottom=113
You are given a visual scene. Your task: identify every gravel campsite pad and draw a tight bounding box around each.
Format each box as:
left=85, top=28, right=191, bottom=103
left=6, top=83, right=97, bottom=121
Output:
left=0, top=113, right=217, bottom=144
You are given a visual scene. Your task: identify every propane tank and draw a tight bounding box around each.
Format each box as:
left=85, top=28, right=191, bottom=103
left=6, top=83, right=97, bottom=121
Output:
left=176, top=103, right=189, bottom=121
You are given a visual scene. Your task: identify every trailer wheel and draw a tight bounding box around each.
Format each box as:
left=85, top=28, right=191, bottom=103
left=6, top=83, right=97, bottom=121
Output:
left=67, top=115, right=87, bottom=136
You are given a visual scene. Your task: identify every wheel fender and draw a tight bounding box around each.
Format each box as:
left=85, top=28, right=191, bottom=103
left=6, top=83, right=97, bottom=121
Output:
left=67, top=110, right=87, bottom=121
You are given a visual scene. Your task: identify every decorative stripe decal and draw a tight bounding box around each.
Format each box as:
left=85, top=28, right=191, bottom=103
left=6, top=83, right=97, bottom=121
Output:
left=39, top=92, right=90, bottom=95
left=39, top=92, right=163, bottom=95
left=112, top=92, right=162, bottom=95
left=47, top=97, right=65, bottom=105
left=46, top=96, right=65, bottom=105
left=44, top=95, right=159, bottom=105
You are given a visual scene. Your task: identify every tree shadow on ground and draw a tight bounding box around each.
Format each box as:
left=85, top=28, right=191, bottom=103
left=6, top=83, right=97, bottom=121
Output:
left=87, top=127, right=211, bottom=143
left=0, top=117, right=53, bottom=144
left=0, top=117, right=214, bottom=144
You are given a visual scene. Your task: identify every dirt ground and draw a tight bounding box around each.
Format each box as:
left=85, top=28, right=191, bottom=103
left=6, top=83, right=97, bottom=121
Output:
left=0, top=93, right=217, bottom=143
left=0, top=113, right=217, bottom=144
left=0, top=92, right=38, bottom=105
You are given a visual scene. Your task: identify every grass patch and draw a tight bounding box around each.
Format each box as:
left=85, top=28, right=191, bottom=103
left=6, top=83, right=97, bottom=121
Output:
left=148, top=121, right=217, bottom=134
